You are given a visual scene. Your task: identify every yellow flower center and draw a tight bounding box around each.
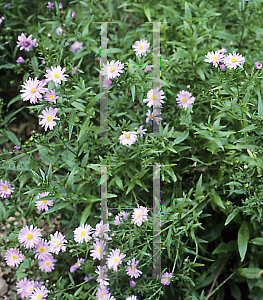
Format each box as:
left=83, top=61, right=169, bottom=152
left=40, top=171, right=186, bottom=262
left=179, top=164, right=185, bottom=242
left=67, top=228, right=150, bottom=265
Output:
left=125, top=134, right=130, bottom=139
left=232, top=58, right=237, bottom=63
left=81, top=231, right=86, bottom=236
left=137, top=213, right=142, bottom=218
left=131, top=266, right=135, bottom=270
left=110, top=67, right=115, bottom=72
left=45, top=261, right=50, bottom=266
left=2, top=186, right=7, bottom=191
left=27, top=233, right=33, bottom=240
left=151, top=114, right=154, bottom=119
left=139, top=45, right=143, bottom=49
left=100, top=294, right=104, bottom=298
left=182, top=97, right=187, bottom=103
left=49, top=95, right=54, bottom=99
left=164, top=278, right=168, bottom=282
left=39, top=247, right=45, bottom=253
left=46, top=116, right=52, bottom=122
left=56, top=242, right=61, bottom=247
left=151, top=95, right=156, bottom=100
left=54, top=73, right=60, bottom=78
left=97, top=247, right=101, bottom=252
left=12, top=254, right=17, bottom=260
left=42, top=200, right=47, bottom=204
left=31, top=88, right=36, bottom=93
left=212, top=57, right=218, bottom=61
left=37, top=295, right=41, bottom=300
left=114, top=257, right=119, bottom=263
left=29, top=287, right=33, bottom=292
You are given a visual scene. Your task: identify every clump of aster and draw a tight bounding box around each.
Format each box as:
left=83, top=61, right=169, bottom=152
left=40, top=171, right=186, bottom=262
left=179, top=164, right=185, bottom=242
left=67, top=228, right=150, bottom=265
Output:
left=119, top=131, right=137, bottom=146
left=126, top=258, right=142, bottom=278
left=70, top=41, right=83, bottom=54
left=35, top=191, right=54, bottom=211
left=17, top=33, right=37, bottom=51
left=45, top=66, right=68, bottom=86
left=38, top=255, right=56, bottom=273
left=90, top=238, right=106, bottom=260
left=204, top=50, right=225, bottom=67
left=176, top=90, right=195, bottom=109
left=18, top=225, right=42, bottom=249
left=16, top=56, right=24, bottom=63
left=143, top=88, right=165, bottom=108
left=0, top=180, right=14, bottom=198
left=132, top=39, right=151, bottom=57
left=49, top=231, right=67, bottom=254
left=39, top=107, right=60, bottom=131
left=44, top=90, right=59, bottom=103
left=100, top=60, right=124, bottom=80
left=4, top=248, right=24, bottom=267
left=20, top=77, right=48, bottom=104
left=34, top=239, right=51, bottom=260
left=107, top=248, right=126, bottom=271
left=136, top=125, right=147, bottom=137
left=131, top=205, right=149, bottom=226
left=93, top=220, right=111, bottom=240
left=70, top=258, right=85, bottom=273
left=114, top=211, right=129, bottom=226
left=146, top=109, right=162, bottom=125
left=30, top=285, right=48, bottom=300
left=223, top=51, right=245, bottom=70
left=95, top=265, right=109, bottom=286
left=16, top=278, right=40, bottom=299
left=254, top=61, right=262, bottom=70
left=74, top=224, right=93, bottom=243
left=161, top=272, right=173, bottom=285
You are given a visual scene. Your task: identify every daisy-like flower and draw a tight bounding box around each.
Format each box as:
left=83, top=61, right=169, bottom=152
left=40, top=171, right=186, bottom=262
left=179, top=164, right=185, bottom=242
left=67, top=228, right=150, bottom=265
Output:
left=39, top=107, right=60, bottom=131
left=126, top=258, right=142, bottom=278
left=131, top=205, right=149, bottom=227
left=255, top=61, right=262, bottom=70
left=90, top=238, right=106, bottom=260
left=161, top=272, right=173, bottom=285
left=176, top=90, right=195, bottom=109
left=146, top=109, right=162, bottom=125
left=136, top=125, right=147, bottom=137
left=204, top=50, right=225, bottom=67
left=114, top=211, right=129, bottom=226
left=145, top=66, right=152, bottom=73
left=96, top=285, right=110, bottom=299
left=130, top=280, right=136, bottom=287
left=0, top=180, right=14, bottom=198
left=38, top=255, right=56, bottom=273
left=34, top=239, right=51, bottom=260
left=143, top=88, right=165, bottom=108
left=18, top=225, right=42, bottom=249
left=70, top=41, right=83, bottom=54
left=4, top=248, right=24, bottom=267
left=126, top=297, right=137, bottom=300
left=17, top=278, right=39, bottom=299
left=219, top=48, right=227, bottom=53
left=17, top=33, right=33, bottom=51
left=45, top=66, right=68, bottom=87
left=95, top=265, right=109, bottom=286
left=70, top=258, right=85, bottom=273
left=74, top=224, right=93, bottom=243
left=20, top=77, right=47, bottom=104
left=132, top=39, right=151, bottom=57
left=100, top=60, right=124, bottom=80
left=49, top=231, right=67, bottom=254
left=44, top=90, right=59, bottom=103
left=119, top=131, right=137, bottom=146
left=16, top=56, right=24, bottom=63
left=107, top=248, right=126, bottom=271
left=223, top=51, right=245, bottom=70
left=30, top=285, right=48, bottom=300
left=93, top=220, right=111, bottom=240
left=35, top=191, right=54, bottom=211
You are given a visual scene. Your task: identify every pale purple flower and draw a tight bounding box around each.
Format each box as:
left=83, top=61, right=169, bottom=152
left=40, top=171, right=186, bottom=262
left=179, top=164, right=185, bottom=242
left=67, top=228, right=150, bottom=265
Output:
left=186, top=85, right=190, bottom=88
left=219, top=48, right=227, bottom=53
left=143, top=88, right=165, bottom=108
left=96, top=285, right=110, bottom=299
left=146, top=109, right=162, bottom=125
left=44, top=90, right=59, bottom=103
left=126, top=258, right=142, bottom=278
left=176, top=90, right=195, bottom=109
left=102, top=77, right=112, bottom=89
left=132, top=39, right=150, bottom=57
left=93, top=220, right=111, bottom=240
left=4, top=248, right=24, bottom=267
left=55, top=26, right=62, bottom=36
left=230, top=41, right=233, bottom=45
left=30, top=285, right=48, bottom=300
left=119, top=131, right=137, bottom=146
left=107, top=248, right=126, bottom=271
left=18, top=225, right=42, bottom=249
left=0, top=180, right=14, bottom=198
left=48, top=33, right=51, bottom=37
left=17, top=278, right=39, bottom=299
left=59, top=3, right=63, bottom=8
left=39, top=107, right=60, bottom=131
left=47, top=2, right=54, bottom=8
left=16, top=56, right=24, bottom=63
left=38, top=254, right=56, bottom=273
left=70, top=41, right=83, bottom=54
left=20, top=77, right=47, bottom=104
left=45, top=65, right=68, bottom=86
left=35, top=239, right=51, bottom=260
left=70, top=258, right=85, bottom=273
left=204, top=50, right=225, bottom=67
left=136, top=125, right=147, bottom=137
left=130, top=280, right=136, bottom=287
left=145, top=66, right=152, bottom=73
left=74, top=224, right=93, bottom=243
left=114, top=211, right=129, bottom=225
left=161, top=272, right=173, bottom=285
left=49, top=231, right=67, bottom=254
left=71, top=66, right=77, bottom=74
left=72, top=12, right=76, bottom=18
left=14, top=146, right=20, bottom=151
left=17, top=33, right=33, bottom=51
left=35, top=191, right=54, bottom=211
left=5, top=4, right=11, bottom=8
left=101, top=60, right=124, bottom=80
left=255, top=62, right=262, bottom=70
left=131, top=205, right=149, bottom=226
left=219, top=64, right=225, bottom=71
left=90, top=238, right=106, bottom=260
left=95, top=265, right=109, bottom=286
left=223, top=51, right=245, bottom=70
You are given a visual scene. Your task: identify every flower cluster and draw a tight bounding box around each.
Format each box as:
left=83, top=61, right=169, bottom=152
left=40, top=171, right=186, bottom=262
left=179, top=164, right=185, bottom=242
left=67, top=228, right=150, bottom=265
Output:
left=16, top=277, right=48, bottom=299
left=17, top=32, right=38, bottom=51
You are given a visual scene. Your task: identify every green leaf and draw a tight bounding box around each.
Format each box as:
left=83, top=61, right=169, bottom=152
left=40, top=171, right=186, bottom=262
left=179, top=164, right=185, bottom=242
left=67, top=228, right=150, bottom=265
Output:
left=250, top=237, right=263, bottom=246
left=78, top=116, right=90, bottom=141
left=144, top=4, right=151, bottom=21
left=43, top=202, right=69, bottom=214
left=31, top=56, right=38, bottom=71
left=185, top=1, right=192, bottom=20
left=131, top=84, right=135, bottom=102
left=195, top=174, right=203, bottom=200
left=68, top=110, right=76, bottom=140
left=258, top=88, right=263, bottom=117
left=238, top=221, right=249, bottom=262
left=114, top=175, right=124, bottom=190
left=197, top=67, right=205, bottom=81
left=213, top=193, right=225, bottom=209
left=225, top=209, right=240, bottom=225
left=80, top=204, right=92, bottom=226
left=236, top=268, right=261, bottom=279
left=4, top=130, right=20, bottom=145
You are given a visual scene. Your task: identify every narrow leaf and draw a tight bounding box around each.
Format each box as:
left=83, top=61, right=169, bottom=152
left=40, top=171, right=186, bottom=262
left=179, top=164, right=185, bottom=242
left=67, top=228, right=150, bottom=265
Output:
left=238, top=221, right=249, bottom=262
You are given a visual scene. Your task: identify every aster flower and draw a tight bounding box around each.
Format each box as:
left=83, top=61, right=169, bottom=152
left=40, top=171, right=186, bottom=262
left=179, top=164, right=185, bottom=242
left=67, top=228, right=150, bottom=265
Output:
left=14, top=146, right=20, bottom=151
left=136, top=125, right=147, bottom=137
left=119, top=131, right=137, bottom=146
left=126, top=297, right=137, bottom=300
left=44, top=90, right=59, bottom=103
left=45, top=66, right=68, bottom=86
left=71, top=66, right=77, bottom=74
left=70, top=41, right=83, bottom=54
left=90, top=238, right=106, bottom=260
left=219, top=64, right=225, bottom=71
left=59, top=2, right=63, bottom=8
left=95, top=265, right=109, bottom=286
left=107, top=248, right=126, bottom=271
left=102, top=77, right=112, bottom=89
left=39, top=107, right=60, bottom=131
left=38, top=255, right=56, bottom=273
left=47, top=2, right=54, bottom=8
left=30, top=286, right=48, bottom=300
left=132, top=39, right=151, bottom=57
left=114, top=211, right=129, bottom=226
left=145, top=66, right=152, bottom=73
left=255, top=61, right=262, bottom=70
left=161, top=272, right=173, bottom=285
left=0, top=180, right=14, bottom=198
left=93, top=220, right=111, bottom=240
left=204, top=50, right=225, bottom=67
left=146, top=109, right=162, bottom=125
left=17, top=33, right=33, bottom=51
left=143, top=88, right=165, bottom=108
left=18, top=225, right=42, bottom=249
left=4, top=248, right=24, bottom=267
left=126, top=258, right=142, bottom=278
left=16, top=56, right=24, bottom=63
left=176, top=90, right=195, bottom=109
left=49, top=231, right=67, bottom=254
left=130, top=280, right=136, bottom=287
left=96, top=285, right=110, bottom=299
left=70, top=258, right=85, bottom=273
left=72, top=12, right=76, bottom=18
left=35, top=239, right=51, bottom=260
left=35, top=191, right=54, bottom=211
left=74, top=224, right=93, bottom=243
left=55, top=26, right=62, bottom=35
left=131, top=205, right=149, bottom=226
left=20, top=77, right=47, bottom=104
left=17, top=278, right=39, bottom=299
left=100, top=60, right=124, bottom=80
left=223, top=51, right=245, bottom=70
